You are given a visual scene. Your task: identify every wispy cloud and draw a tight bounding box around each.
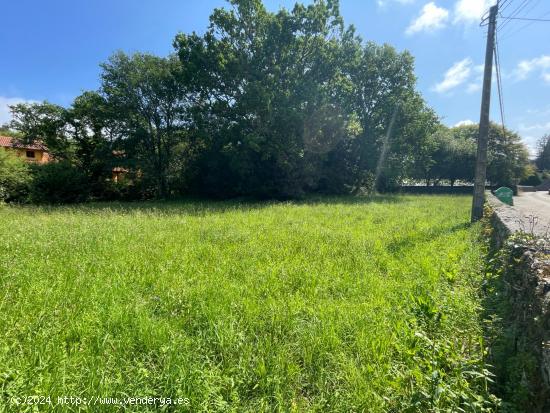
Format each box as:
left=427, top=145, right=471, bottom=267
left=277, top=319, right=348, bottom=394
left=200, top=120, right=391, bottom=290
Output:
left=406, top=2, right=449, bottom=35
left=513, top=55, right=550, bottom=83
left=465, top=64, right=486, bottom=94
left=518, top=122, right=550, bottom=132
left=517, top=120, right=550, bottom=155
left=453, top=0, right=495, bottom=24
left=432, top=58, right=473, bottom=93
left=0, top=96, right=37, bottom=125
left=454, top=119, right=475, bottom=127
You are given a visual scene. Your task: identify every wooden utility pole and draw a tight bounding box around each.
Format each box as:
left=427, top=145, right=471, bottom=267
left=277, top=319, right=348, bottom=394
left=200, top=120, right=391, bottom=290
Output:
left=471, top=4, right=498, bottom=222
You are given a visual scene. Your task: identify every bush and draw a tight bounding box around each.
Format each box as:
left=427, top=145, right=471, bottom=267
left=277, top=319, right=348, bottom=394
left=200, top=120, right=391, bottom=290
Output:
left=0, top=149, right=31, bottom=202
left=30, top=161, right=90, bottom=204
left=519, top=174, right=542, bottom=186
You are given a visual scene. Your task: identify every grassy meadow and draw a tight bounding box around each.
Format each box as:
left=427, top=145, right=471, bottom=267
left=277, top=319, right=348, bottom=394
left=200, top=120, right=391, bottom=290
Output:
left=0, top=195, right=497, bottom=412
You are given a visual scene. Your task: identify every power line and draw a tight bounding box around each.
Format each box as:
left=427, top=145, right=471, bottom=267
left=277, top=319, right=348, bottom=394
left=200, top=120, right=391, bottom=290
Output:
left=499, top=0, right=513, bottom=13
left=499, top=8, right=550, bottom=40
left=497, top=0, right=547, bottom=38
left=499, top=16, right=550, bottom=22
left=498, top=0, right=530, bottom=31
left=494, top=30, right=506, bottom=139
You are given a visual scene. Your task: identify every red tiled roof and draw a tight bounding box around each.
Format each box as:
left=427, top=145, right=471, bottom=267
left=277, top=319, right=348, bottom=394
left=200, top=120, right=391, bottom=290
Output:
left=0, top=136, right=48, bottom=151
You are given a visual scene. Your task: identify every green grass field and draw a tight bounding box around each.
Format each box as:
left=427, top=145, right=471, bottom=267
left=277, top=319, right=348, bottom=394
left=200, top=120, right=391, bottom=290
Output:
left=0, top=195, right=497, bottom=412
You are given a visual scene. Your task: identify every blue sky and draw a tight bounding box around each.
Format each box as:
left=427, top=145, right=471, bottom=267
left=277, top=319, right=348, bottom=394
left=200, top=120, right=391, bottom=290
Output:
left=1, top=0, right=549, bottom=154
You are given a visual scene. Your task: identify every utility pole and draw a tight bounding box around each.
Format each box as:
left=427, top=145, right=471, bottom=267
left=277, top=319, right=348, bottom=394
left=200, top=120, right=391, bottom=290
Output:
left=471, top=4, right=498, bottom=222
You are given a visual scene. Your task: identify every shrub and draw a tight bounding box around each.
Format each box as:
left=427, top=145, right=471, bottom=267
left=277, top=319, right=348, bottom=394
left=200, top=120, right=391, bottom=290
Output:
left=519, top=174, right=542, bottom=186
left=30, top=161, right=90, bottom=204
left=0, top=149, right=31, bottom=202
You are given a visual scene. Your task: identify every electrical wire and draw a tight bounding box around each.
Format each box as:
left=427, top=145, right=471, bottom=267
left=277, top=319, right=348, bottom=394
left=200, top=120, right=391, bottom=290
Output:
left=499, top=8, right=550, bottom=40
left=498, top=0, right=530, bottom=31
left=500, top=16, right=550, bottom=21
left=493, top=29, right=507, bottom=139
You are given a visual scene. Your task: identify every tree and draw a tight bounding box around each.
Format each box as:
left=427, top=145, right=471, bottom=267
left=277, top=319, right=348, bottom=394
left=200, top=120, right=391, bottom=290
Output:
left=100, top=52, right=191, bottom=198
left=346, top=42, right=438, bottom=190
left=0, top=125, right=22, bottom=138
left=4, top=0, right=452, bottom=201
left=66, top=91, right=118, bottom=196
left=419, top=127, right=476, bottom=186
left=451, top=123, right=529, bottom=187
left=175, top=0, right=437, bottom=197
left=175, top=0, right=352, bottom=197
left=8, top=102, right=71, bottom=159
left=536, top=134, right=550, bottom=171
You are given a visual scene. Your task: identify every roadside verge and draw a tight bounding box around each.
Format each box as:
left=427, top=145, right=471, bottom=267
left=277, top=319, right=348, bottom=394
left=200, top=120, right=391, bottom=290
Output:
left=484, top=192, right=550, bottom=411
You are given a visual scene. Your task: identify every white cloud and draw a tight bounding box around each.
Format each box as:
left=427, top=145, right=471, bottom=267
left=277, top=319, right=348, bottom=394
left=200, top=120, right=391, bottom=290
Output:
left=406, top=2, right=449, bottom=35
left=432, top=58, right=473, bottom=93
left=465, top=64, right=486, bottom=93
left=518, top=122, right=550, bottom=132
left=454, top=119, right=475, bottom=127
left=0, top=96, right=37, bottom=126
left=466, top=83, right=481, bottom=93
left=453, top=0, right=495, bottom=24
left=518, top=122, right=550, bottom=155
left=513, top=55, right=550, bottom=83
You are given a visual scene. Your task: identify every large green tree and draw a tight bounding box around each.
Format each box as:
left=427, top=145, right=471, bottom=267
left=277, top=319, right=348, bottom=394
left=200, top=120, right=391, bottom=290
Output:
left=100, top=52, right=191, bottom=197
left=451, top=123, right=529, bottom=187
left=65, top=91, right=119, bottom=194
left=176, top=0, right=351, bottom=197
left=346, top=42, right=438, bottom=190
left=175, top=0, right=436, bottom=197
left=5, top=0, right=454, bottom=201
left=8, top=102, right=71, bottom=159
left=536, top=134, right=550, bottom=171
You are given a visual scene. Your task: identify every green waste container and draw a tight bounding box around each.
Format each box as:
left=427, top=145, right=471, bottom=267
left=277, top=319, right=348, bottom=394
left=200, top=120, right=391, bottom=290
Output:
left=494, top=187, right=513, bottom=206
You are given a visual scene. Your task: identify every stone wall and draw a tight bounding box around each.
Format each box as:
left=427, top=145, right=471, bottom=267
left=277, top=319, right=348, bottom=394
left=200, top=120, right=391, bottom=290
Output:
left=485, top=192, right=550, bottom=411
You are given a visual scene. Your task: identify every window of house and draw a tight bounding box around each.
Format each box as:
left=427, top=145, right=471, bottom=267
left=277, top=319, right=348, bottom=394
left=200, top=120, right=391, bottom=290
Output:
left=26, top=150, right=35, bottom=158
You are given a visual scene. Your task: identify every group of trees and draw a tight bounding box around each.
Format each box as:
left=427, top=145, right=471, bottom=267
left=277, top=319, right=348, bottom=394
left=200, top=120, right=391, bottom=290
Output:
left=412, top=122, right=530, bottom=188
left=0, top=0, right=532, bottom=203
left=536, top=135, right=550, bottom=171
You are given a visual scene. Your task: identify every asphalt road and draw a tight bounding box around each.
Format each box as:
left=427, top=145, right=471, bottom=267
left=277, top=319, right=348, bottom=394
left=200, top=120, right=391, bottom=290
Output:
left=514, top=191, right=550, bottom=236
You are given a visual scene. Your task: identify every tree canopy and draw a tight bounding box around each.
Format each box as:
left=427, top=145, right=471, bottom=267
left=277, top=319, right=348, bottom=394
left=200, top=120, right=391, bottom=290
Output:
left=536, top=134, right=550, bottom=171
left=4, top=0, right=531, bottom=202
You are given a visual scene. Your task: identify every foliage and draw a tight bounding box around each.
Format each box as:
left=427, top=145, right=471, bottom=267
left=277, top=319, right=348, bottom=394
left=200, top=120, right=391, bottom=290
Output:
left=0, top=195, right=498, bottom=411
left=0, top=149, right=31, bottom=202
left=450, top=123, right=529, bottom=188
left=519, top=170, right=542, bottom=186
left=100, top=53, right=191, bottom=198
left=29, top=161, right=90, bottom=204
left=4, top=1, right=530, bottom=201
left=0, top=125, right=22, bottom=138
left=416, top=126, right=476, bottom=186
left=482, top=232, right=550, bottom=412
left=8, top=102, right=71, bottom=159
left=536, top=134, right=550, bottom=171
left=174, top=0, right=437, bottom=197
left=66, top=91, right=118, bottom=197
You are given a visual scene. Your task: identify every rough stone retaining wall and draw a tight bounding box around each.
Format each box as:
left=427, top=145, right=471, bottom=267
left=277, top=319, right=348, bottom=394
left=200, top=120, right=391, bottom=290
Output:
left=486, top=192, right=550, bottom=411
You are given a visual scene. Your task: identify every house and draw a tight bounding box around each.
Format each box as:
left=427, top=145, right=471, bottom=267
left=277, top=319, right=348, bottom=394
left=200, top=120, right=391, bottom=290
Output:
left=112, top=166, right=127, bottom=182
left=1, top=135, right=129, bottom=182
left=111, top=150, right=128, bottom=182
left=0, top=136, right=50, bottom=163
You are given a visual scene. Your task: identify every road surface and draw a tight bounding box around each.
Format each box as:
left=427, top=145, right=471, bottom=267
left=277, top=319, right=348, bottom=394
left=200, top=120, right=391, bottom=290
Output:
left=514, top=191, right=550, bottom=237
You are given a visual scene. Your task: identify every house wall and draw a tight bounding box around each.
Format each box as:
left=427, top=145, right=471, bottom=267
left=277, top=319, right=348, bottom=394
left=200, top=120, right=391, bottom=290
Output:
left=3, top=147, right=50, bottom=163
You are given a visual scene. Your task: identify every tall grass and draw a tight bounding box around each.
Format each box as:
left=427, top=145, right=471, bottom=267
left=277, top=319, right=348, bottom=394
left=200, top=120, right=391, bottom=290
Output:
left=0, top=195, right=497, bottom=411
